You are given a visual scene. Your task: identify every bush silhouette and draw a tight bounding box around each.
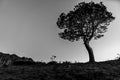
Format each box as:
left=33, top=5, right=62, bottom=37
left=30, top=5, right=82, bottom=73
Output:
left=47, top=61, right=58, bottom=65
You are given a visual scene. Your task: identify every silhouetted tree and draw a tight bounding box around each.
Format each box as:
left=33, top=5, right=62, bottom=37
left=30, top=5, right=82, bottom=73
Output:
left=57, top=1, right=115, bottom=63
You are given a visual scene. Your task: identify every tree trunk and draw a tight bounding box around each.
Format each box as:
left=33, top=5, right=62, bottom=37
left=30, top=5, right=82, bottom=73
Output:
left=84, top=42, right=95, bottom=63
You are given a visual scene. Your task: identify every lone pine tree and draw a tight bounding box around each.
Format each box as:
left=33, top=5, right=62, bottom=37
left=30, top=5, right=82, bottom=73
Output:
left=56, top=1, right=115, bottom=63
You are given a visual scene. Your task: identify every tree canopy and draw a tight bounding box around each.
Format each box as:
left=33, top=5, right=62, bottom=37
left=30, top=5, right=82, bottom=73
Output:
left=56, top=1, right=115, bottom=62
left=57, top=1, right=115, bottom=43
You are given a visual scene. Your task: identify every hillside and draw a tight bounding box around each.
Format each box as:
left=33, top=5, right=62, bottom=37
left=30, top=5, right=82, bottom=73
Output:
left=0, top=52, right=34, bottom=66
left=0, top=59, right=120, bottom=80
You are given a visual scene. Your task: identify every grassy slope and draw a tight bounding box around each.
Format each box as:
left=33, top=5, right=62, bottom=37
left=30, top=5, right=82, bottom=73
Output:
left=1, top=60, right=120, bottom=80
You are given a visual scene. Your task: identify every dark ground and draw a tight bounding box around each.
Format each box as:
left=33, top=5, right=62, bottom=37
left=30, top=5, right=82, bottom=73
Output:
left=1, top=60, right=120, bottom=80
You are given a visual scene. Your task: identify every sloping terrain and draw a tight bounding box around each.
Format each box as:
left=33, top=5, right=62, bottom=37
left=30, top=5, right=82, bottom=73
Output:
left=0, top=59, right=120, bottom=80
left=0, top=52, right=34, bottom=66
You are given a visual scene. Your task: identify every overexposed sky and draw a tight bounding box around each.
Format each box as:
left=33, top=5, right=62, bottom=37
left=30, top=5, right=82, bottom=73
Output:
left=0, top=0, right=119, bottom=62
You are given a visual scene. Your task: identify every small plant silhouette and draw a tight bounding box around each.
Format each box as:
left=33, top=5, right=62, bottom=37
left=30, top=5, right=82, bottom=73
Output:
left=116, top=53, right=120, bottom=60
left=50, top=55, right=56, bottom=61
left=48, top=55, right=57, bottom=65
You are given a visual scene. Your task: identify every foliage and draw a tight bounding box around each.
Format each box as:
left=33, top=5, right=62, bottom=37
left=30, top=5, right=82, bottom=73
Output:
left=0, top=60, right=120, bottom=80
left=57, top=1, right=115, bottom=42
left=62, top=61, right=72, bottom=65
left=56, top=1, right=115, bottom=63
left=50, top=55, right=56, bottom=61
left=115, top=53, right=120, bottom=60
left=47, top=61, right=58, bottom=65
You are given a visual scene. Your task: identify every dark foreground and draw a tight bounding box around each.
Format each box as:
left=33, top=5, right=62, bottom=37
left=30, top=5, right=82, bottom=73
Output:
left=1, top=60, right=120, bottom=80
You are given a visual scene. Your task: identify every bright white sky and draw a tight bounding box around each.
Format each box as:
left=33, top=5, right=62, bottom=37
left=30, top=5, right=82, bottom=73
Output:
left=0, top=0, right=119, bottom=62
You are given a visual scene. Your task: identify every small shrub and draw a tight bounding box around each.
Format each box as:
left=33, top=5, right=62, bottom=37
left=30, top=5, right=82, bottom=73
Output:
left=50, top=55, right=56, bottom=61
left=62, top=61, right=72, bottom=65
left=47, top=61, right=58, bottom=65
left=116, top=53, right=120, bottom=60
